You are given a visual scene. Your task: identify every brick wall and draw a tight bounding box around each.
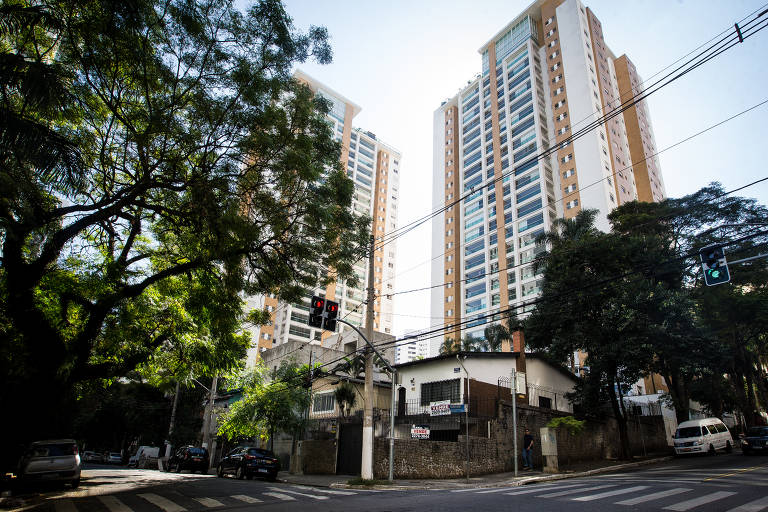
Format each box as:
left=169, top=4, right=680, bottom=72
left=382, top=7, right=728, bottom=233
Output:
left=302, top=402, right=670, bottom=478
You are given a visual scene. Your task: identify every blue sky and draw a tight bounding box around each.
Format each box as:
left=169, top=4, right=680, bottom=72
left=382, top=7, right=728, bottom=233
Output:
left=281, top=0, right=768, bottom=335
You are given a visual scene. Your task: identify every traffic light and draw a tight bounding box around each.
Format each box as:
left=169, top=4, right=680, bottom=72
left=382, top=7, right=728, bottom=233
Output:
left=309, top=296, right=325, bottom=328
left=307, top=295, right=339, bottom=331
left=699, top=245, right=730, bottom=286
left=324, top=299, right=339, bottom=332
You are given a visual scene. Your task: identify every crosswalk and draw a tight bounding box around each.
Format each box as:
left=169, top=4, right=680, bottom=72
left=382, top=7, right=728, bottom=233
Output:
left=51, top=486, right=359, bottom=512
left=451, top=481, right=768, bottom=511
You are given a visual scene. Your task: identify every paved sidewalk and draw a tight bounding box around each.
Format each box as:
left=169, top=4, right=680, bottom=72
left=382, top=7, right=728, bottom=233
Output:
left=279, top=455, right=674, bottom=491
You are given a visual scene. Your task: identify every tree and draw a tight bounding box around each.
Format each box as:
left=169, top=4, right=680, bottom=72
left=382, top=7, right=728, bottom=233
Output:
left=524, top=209, right=654, bottom=459
left=608, top=185, right=768, bottom=424
left=439, top=336, right=458, bottom=355
left=334, top=381, right=357, bottom=417
left=217, top=361, right=310, bottom=449
left=0, top=0, right=368, bottom=447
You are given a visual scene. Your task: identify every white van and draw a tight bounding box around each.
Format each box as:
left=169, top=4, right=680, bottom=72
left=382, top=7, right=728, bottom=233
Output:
left=128, top=446, right=160, bottom=467
left=673, top=418, right=733, bottom=455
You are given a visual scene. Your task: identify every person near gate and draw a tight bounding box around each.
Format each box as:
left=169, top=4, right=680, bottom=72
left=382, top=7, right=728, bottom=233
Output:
left=522, top=428, right=534, bottom=470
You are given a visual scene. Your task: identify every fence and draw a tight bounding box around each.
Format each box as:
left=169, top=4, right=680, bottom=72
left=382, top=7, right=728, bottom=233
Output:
left=497, top=376, right=573, bottom=413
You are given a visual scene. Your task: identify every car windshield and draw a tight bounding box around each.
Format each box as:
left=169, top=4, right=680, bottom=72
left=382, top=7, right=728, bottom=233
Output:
left=675, top=426, right=702, bottom=438
left=28, top=443, right=75, bottom=457
left=188, top=448, right=207, bottom=456
left=747, top=427, right=768, bottom=436
left=247, top=448, right=274, bottom=458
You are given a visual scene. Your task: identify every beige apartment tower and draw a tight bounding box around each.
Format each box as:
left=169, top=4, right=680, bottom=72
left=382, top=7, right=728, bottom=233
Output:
left=246, top=72, right=401, bottom=365
left=430, top=0, right=666, bottom=359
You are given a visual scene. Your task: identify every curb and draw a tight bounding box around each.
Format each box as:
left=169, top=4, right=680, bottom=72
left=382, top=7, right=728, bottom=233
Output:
left=313, top=456, right=674, bottom=491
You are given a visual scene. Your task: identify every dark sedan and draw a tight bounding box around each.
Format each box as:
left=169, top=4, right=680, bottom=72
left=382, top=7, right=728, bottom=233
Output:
left=741, top=426, right=768, bottom=454
left=167, top=446, right=209, bottom=473
left=217, top=447, right=280, bottom=481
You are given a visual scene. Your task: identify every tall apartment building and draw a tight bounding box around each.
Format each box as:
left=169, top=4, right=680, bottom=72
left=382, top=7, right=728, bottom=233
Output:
left=429, top=0, right=665, bottom=357
left=394, top=330, right=430, bottom=365
left=247, top=71, right=401, bottom=364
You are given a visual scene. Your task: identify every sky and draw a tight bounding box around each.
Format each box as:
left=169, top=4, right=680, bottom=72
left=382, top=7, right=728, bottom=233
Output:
left=280, top=0, right=768, bottom=337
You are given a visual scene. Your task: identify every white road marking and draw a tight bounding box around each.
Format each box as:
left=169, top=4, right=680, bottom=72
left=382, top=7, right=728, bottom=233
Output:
left=536, top=484, right=617, bottom=498
left=98, top=496, right=133, bottom=512
left=663, top=491, right=737, bottom=511
left=504, top=484, right=584, bottom=496
left=137, top=493, right=187, bottom=512
left=727, top=496, right=768, bottom=512
left=499, top=483, right=588, bottom=496
left=262, top=492, right=296, bottom=501
left=615, top=488, right=692, bottom=505
left=54, top=500, right=77, bottom=512
left=292, top=486, right=356, bottom=496
left=192, top=497, right=224, bottom=508
left=268, top=487, right=328, bottom=500
left=230, top=495, right=263, bottom=504
left=572, top=485, right=649, bottom=501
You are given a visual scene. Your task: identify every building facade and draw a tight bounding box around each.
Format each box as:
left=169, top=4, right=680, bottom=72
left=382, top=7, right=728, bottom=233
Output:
left=430, top=0, right=666, bottom=356
left=247, top=72, right=401, bottom=363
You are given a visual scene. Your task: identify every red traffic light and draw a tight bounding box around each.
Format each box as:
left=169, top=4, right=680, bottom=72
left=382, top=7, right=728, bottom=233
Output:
left=327, top=303, right=338, bottom=313
left=313, top=298, right=325, bottom=309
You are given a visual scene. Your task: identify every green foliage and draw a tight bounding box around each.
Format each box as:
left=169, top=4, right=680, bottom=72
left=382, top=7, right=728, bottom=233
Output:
left=334, top=381, right=357, bottom=417
left=0, top=0, right=368, bottom=445
left=525, top=183, right=768, bottom=458
left=347, top=477, right=386, bottom=486
left=546, top=416, right=586, bottom=436
left=217, top=360, right=310, bottom=443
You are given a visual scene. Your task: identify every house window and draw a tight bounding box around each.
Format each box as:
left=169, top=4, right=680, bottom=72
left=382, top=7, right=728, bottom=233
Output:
left=313, top=393, right=335, bottom=413
left=538, top=396, right=552, bottom=409
left=420, top=379, right=460, bottom=405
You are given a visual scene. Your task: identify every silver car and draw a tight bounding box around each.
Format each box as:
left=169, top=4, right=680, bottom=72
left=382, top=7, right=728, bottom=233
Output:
left=19, top=439, right=81, bottom=488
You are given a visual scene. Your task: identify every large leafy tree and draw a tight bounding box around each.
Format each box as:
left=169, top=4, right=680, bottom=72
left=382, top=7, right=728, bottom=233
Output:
left=217, top=361, right=310, bottom=449
left=0, top=0, right=368, bottom=447
left=524, top=209, right=656, bottom=459
left=608, top=185, right=768, bottom=424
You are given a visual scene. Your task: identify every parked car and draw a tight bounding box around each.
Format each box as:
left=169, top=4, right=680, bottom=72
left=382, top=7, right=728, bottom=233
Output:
left=82, top=451, right=103, bottom=463
left=106, top=452, right=122, bottom=464
left=167, top=446, right=209, bottom=474
left=673, top=418, right=733, bottom=455
left=741, top=426, right=768, bottom=455
left=18, top=440, right=81, bottom=488
left=128, top=446, right=160, bottom=467
left=217, top=447, right=279, bottom=481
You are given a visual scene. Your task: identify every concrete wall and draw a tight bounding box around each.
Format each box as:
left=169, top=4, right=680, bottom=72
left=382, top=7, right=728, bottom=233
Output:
left=299, top=440, right=337, bottom=475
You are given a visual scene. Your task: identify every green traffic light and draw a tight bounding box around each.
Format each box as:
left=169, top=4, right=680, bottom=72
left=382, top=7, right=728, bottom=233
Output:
left=709, top=269, right=720, bottom=279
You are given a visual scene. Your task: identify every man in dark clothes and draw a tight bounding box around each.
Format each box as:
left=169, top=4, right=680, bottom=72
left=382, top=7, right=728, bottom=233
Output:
left=522, top=428, right=534, bottom=469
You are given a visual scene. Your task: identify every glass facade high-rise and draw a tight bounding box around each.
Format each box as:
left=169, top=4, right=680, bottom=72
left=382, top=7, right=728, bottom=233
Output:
left=430, top=0, right=666, bottom=358
left=246, top=71, right=401, bottom=365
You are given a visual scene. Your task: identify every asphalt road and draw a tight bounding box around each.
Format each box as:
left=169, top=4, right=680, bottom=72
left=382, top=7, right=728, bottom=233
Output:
left=18, top=453, right=768, bottom=512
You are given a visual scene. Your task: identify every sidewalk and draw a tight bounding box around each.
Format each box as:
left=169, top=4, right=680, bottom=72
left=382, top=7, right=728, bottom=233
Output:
left=279, top=455, right=673, bottom=491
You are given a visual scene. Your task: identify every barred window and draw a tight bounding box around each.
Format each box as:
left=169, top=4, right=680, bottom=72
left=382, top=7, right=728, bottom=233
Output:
left=420, top=379, right=460, bottom=405
left=313, top=393, right=335, bottom=413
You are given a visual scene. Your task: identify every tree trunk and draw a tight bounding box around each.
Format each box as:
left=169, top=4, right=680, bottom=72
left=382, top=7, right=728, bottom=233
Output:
left=606, top=375, right=630, bottom=460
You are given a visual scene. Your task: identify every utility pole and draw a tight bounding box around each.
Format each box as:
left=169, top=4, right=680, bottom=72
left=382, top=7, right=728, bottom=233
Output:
left=512, top=368, right=518, bottom=477
left=362, top=235, right=375, bottom=480
left=201, top=375, right=218, bottom=472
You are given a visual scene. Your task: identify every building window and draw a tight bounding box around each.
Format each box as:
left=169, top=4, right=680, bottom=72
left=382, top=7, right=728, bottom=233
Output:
left=313, top=393, right=335, bottom=413
left=420, top=379, right=460, bottom=405
left=538, top=396, right=552, bottom=409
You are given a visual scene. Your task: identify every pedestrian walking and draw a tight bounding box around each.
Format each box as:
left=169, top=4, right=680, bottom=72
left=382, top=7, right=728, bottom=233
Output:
left=522, top=428, right=534, bottom=470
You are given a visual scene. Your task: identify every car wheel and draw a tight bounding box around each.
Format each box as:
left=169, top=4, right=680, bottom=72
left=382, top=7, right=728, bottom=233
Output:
left=708, top=444, right=716, bottom=456
left=235, top=466, right=245, bottom=480
left=743, top=448, right=751, bottom=456
left=266, top=474, right=277, bottom=482
left=726, top=441, right=732, bottom=453
left=246, top=474, right=253, bottom=480
left=71, top=477, right=80, bottom=489
left=217, top=465, right=225, bottom=478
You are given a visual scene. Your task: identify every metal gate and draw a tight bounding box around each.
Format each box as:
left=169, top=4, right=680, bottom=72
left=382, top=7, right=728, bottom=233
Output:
left=336, top=423, right=362, bottom=475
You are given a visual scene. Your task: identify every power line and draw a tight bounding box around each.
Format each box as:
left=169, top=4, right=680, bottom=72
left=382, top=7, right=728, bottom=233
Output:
left=379, top=99, right=768, bottom=291
left=372, top=11, right=768, bottom=252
